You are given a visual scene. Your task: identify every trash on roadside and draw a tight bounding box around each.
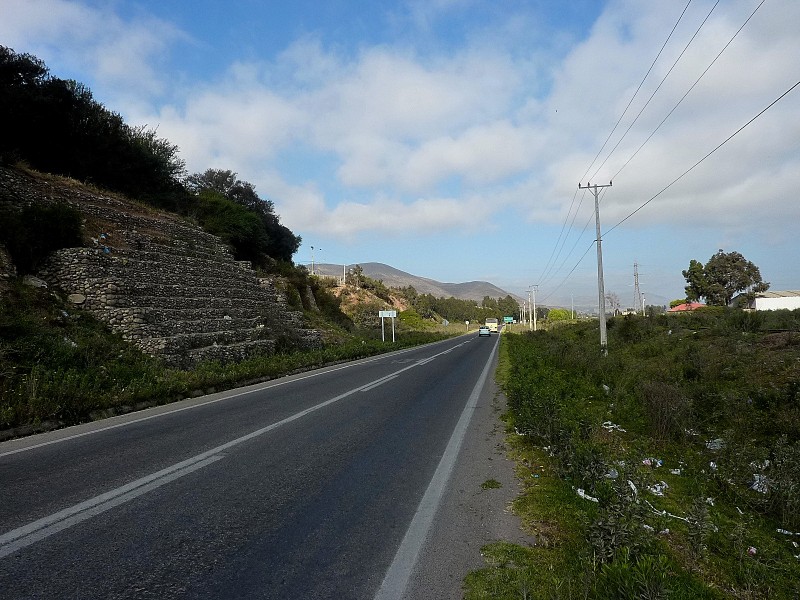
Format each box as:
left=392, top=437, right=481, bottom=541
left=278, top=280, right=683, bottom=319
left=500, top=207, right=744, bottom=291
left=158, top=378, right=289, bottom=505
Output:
left=648, top=481, right=669, bottom=496
left=747, top=546, right=757, bottom=556
left=659, top=528, right=670, bottom=535
left=602, top=384, right=611, bottom=395
left=709, top=461, right=718, bottom=471
left=601, top=421, right=626, bottom=433
left=577, top=488, right=599, bottom=503
left=642, top=457, right=663, bottom=468
left=737, top=507, right=744, bottom=515
left=750, top=474, right=770, bottom=494
left=628, top=480, right=638, bottom=496
left=670, top=468, right=681, bottom=475
left=606, top=468, right=619, bottom=479
left=706, top=438, right=725, bottom=451
left=706, top=497, right=715, bottom=506
left=778, top=529, right=800, bottom=536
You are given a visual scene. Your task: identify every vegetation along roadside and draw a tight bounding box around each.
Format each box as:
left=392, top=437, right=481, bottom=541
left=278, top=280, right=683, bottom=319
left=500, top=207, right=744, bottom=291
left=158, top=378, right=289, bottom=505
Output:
left=466, top=309, right=800, bottom=599
left=0, top=278, right=455, bottom=440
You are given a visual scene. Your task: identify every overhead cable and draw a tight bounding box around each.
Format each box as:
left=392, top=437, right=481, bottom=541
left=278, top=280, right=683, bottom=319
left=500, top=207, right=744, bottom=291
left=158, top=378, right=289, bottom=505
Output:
left=606, top=79, right=800, bottom=235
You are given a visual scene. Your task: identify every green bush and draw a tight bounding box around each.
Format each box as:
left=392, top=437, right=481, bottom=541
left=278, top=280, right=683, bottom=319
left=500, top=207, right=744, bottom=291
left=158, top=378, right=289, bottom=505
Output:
left=499, top=312, right=800, bottom=597
left=193, top=191, right=268, bottom=264
left=0, top=203, right=82, bottom=274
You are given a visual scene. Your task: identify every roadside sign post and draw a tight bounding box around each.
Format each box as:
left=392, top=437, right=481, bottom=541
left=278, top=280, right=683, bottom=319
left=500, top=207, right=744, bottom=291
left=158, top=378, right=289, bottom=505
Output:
left=379, top=310, right=397, bottom=342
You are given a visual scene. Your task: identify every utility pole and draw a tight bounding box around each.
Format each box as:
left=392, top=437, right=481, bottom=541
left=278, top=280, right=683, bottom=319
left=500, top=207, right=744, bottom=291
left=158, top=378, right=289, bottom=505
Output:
left=532, top=285, right=539, bottom=332
left=634, top=262, right=642, bottom=315
left=527, top=288, right=533, bottom=331
left=579, top=181, right=612, bottom=356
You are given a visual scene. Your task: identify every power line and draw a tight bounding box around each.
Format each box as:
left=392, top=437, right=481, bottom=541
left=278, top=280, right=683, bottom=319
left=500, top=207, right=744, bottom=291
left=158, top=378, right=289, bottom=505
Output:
left=540, top=197, right=595, bottom=288
left=610, top=0, right=766, bottom=182
left=606, top=78, right=800, bottom=235
left=589, top=0, right=721, bottom=182
left=585, top=0, right=695, bottom=182
left=538, top=1, right=694, bottom=286
left=540, top=241, right=595, bottom=304
left=538, top=0, right=778, bottom=306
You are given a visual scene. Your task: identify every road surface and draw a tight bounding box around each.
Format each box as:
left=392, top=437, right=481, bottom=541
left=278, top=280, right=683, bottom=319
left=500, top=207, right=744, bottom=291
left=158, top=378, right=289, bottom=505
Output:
left=0, top=333, right=529, bottom=599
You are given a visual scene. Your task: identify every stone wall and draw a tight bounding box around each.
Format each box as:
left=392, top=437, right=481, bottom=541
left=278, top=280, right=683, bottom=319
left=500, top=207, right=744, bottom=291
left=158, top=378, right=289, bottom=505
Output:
left=2, top=167, right=320, bottom=368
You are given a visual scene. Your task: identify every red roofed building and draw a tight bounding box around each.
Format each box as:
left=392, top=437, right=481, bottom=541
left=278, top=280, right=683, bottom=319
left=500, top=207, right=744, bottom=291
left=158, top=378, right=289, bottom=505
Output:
left=667, top=302, right=706, bottom=312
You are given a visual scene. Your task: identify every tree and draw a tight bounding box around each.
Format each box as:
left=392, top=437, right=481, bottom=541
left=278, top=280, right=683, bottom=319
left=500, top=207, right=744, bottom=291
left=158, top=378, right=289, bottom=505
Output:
left=1, top=47, right=186, bottom=203
left=497, top=295, right=520, bottom=321
left=682, top=250, right=769, bottom=306
left=548, top=308, right=571, bottom=321
left=186, top=168, right=300, bottom=262
left=682, top=259, right=706, bottom=303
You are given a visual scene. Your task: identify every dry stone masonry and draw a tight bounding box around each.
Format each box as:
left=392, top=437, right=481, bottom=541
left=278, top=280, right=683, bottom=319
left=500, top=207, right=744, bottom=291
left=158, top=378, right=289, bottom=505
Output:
left=2, top=167, right=320, bottom=368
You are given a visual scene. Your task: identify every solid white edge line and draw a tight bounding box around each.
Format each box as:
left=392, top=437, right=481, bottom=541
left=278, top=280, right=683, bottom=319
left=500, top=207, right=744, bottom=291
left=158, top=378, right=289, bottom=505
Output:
left=373, top=334, right=499, bottom=600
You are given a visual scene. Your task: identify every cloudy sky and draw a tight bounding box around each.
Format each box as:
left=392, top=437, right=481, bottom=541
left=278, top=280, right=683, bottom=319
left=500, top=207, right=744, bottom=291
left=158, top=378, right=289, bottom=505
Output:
left=3, top=0, right=799, bottom=309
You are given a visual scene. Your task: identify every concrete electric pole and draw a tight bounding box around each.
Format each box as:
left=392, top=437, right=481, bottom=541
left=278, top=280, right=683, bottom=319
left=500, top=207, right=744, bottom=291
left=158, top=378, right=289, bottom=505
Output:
left=579, top=181, right=612, bottom=356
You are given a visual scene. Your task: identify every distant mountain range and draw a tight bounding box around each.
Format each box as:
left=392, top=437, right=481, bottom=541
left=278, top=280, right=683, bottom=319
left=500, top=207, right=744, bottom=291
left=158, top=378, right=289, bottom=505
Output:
left=313, top=262, right=522, bottom=303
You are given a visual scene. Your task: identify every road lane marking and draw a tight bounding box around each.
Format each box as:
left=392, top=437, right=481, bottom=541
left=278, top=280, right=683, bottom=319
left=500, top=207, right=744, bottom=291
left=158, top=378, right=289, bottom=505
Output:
left=360, top=374, right=399, bottom=392
left=0, top=454, right=224, bottom=558
left=0, top=338, right=467, bottom=459
left=0, top=339, right=473, bottom=557
left=374, top=335, right=499, bottom=600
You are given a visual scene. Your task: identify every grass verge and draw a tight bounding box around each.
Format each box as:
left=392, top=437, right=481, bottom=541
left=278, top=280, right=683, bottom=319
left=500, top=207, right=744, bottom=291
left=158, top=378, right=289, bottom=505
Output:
left=465, top=310, right=800, bottom=599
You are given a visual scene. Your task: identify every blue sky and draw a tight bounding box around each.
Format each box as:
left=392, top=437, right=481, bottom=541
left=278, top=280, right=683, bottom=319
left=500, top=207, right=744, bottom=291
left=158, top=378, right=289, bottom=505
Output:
left=4, top=0, right=799, bottom=310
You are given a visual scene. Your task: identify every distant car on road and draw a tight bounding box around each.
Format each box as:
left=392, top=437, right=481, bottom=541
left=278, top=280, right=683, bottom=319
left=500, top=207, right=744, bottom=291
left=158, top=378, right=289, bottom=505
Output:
left=478, top=326, right=491, bottom=337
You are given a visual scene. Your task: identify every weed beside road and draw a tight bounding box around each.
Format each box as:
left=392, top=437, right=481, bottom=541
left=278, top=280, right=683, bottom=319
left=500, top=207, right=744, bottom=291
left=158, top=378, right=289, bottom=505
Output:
left=0, top=282, right=451, bottom=436
left=466, top=309, right=800, bottom=599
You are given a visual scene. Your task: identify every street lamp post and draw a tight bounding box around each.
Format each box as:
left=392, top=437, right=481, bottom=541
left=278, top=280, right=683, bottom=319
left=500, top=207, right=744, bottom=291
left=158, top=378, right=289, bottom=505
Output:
left=310, top=246, right=322, bottom=275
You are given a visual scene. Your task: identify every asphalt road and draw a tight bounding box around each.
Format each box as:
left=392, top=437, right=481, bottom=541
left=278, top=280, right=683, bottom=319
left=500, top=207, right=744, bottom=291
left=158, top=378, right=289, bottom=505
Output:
left=0, top=332, right=524, bottom=599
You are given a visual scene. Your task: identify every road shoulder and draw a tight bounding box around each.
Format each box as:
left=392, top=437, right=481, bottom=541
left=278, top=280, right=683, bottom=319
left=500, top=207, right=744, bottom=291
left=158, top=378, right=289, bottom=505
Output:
left=401, top=351, right=535, bottom=599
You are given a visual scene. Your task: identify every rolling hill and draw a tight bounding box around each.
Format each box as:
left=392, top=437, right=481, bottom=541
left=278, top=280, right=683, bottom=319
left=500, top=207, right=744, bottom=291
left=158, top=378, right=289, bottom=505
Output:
left=313, top=262, right=521, bottom=303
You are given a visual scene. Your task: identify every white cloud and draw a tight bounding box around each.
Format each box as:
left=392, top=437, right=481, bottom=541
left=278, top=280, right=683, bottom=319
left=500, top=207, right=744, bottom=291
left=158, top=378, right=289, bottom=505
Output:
left=0, top=0, right=186, bottom=103
left=4, top=0, right=798, bottom=250
left=522, top=0, right=800, bottom=237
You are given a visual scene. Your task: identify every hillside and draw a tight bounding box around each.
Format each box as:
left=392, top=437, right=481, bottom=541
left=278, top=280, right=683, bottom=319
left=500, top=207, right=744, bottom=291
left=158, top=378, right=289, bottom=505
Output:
left=314, top=262, right=521, bottom=302
left=0, top=166, right=320, bottom=368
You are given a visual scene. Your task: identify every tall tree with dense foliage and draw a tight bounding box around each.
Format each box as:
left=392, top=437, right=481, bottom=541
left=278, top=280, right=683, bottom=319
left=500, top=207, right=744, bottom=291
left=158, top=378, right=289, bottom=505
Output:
left=682, top=250, right=769, bottom=306
left=186, top=169, right=300, bottom=262
left=0, top=46, right=185, bottom=205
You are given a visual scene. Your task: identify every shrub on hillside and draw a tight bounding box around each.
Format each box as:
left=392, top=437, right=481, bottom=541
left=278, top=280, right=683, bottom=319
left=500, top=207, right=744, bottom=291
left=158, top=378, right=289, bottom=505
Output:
left=192, top=191, right=269, bottom=264
left=0, top=203, right=82, bottom=274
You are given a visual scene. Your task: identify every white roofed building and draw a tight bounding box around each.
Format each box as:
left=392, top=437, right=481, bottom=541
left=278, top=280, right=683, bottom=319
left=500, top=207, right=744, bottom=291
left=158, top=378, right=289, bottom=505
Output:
left=753, top=291, right=800, bottom=311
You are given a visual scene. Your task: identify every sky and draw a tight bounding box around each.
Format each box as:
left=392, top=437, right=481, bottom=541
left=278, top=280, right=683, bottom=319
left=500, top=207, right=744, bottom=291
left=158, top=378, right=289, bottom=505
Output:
left=3, top=0, right=799, bottom=310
